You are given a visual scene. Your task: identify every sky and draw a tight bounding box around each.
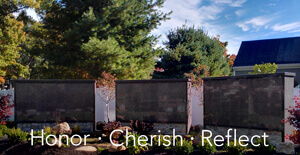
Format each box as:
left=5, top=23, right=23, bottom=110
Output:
left=151, top=0, right=300, bottom=55
left=24, top=0, right=300, bottom=55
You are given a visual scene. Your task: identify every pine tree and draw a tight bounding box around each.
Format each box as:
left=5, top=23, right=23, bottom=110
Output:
left=152, top=26, right=231, bottom=79
left=34, top=0, right=171, bottom=79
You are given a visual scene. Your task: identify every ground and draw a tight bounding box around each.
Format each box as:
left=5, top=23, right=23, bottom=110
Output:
left=0, top=135, right=287, bottom=155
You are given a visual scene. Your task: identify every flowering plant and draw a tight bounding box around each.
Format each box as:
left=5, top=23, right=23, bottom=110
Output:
left=0, top=94, right=14, bottom=124
left=284, top=91, right=300, bottom=143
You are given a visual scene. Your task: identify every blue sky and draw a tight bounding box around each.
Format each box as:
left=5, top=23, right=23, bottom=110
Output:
left=152, top=0, right=300, bottom=54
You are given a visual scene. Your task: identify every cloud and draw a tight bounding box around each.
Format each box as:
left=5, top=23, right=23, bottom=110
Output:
left=236, top=16, right=273, bottom=31
left=288, top=29, right=300, bottom=33
left=26, top=8, right=40, bottom=21
left=152, top=0, right=248, bottom=54
left=236, top=23, right=250, bottom=31
left=268, top=3, right=276, bottom=7
left=12, top=8, right=40, bottom=21
left=271, top=22, right=300, bottom=32
left=235, top=9, right=245, bottom=17
left=198, top=4, right=223, bottom=20
left=230, top=0, right=247, bottom=7
left=211, top=0, right=232, bottom=4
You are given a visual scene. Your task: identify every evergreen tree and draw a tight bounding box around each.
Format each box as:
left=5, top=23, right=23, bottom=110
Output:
left=34, top=0, right=171, bottom=79
left=152, top=26, right=231, bottom=79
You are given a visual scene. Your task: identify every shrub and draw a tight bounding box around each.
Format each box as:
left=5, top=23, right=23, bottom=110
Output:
left=72, top=125, right=81, bottom=135
left=130, top=120, right=154, bottom=135
left=174, top=138, right=194, bottom=155
left=197, top=136, right=216, bottom=154
left=0, top=124, right=8, bottom=137
left=150, top=134, right=171, bottom=152
left=60, top=134, right=71, bottom=148
left=284, top=92, right=300, bottom=143
left=189, top=125, right=201, bottom=137
left=103, top=121, right=122, bottom=140
left=0, top=94, right=14, bottom=125
left=27, top=129, right=53, bottom=146
left=121, top=132, right=148, bottom=154
left=252, top=138, right=276, bottom=154
left=96, top=121, right=105, bottom=130
left=223, top=141, right=247, bottom=155
left=6, top=128, right=28, bottom=144
left=44, top=126, right=52, bottom=134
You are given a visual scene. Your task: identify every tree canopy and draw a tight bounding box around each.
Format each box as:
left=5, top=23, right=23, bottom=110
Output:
left=0, top=0, right=40, bottom=83
left=152, top=26, right=231, bottom=79
left=0, top=0, right=171, bottom=82
left=28, top=0, right=171, bottom=80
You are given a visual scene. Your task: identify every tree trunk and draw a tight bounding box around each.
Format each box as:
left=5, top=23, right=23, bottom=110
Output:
left=106, top=96, right=110, bottom=122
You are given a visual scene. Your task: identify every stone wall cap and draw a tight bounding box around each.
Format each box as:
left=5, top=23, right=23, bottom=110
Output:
left=116, top=78, right=191, bottom=83
left=12, top=79, right=96, bottom=83
left=203, top=72, right=296, bottom=81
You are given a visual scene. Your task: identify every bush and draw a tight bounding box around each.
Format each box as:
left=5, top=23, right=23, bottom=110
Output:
left=252, top=138, right=276, bottom=154
left=150, top=134, right=171, bottom=152
left=44, top=126, right=52, bottom=134
left=27, top=129, right=53, bottom=146
left=174, top=138, right=194, bottom=155
left=0, top=125, right=8, bottom=137
left=103, top=121, right=122, bottom=140
left=6, top=128, right=28, bottom=144
left=121, top=132, right=148, bottom=154
left=223, top=141, right=247, bottom=155
left=72, top=125, right=81, bottom=135
left=96, top=121, right=105, bottom=130
left=0, top=94, right=14, bottom=125
left=197, top=136, right=216, bottom=154
left=285, top=93, right=300, bottom=144
left=130, top=120, right=154, bottom=135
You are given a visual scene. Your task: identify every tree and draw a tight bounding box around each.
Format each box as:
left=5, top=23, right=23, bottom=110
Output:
left=30, top=0, right=171, bottom=80
left=0, top=94, right=14, bottom=124
left=249, top=63, right=278, bottom=75
left=152, top=26, right=231, bottom=79
left=0, top=0, right=40, bottom=83
left=96, top=71, right=117, bottom=122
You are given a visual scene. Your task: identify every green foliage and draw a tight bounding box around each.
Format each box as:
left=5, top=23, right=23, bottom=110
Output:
left=6, top=128, right=28, bottom=144
left=22, top=0, right=171, bottom=80
left=44, top=126, right=52, bottom=134
left=249, top=63, right=278, bottom=75
left=121, top=132, right=148, bottom=154
left=252, top=138, right=276, bottom=154
left=151, top=134, right=171, bottom=152
left=27, top=128, right=53, bottom=146
left=152, top=25, right=231, bottom=79
left=174, top=138, right=194, bottom=155
left=0, top=0, right=39, bottom=82
left=97, top=146, right=108, bottom=152
left=223, top=141, right=247, bottom=155
left=60, top=135, right=71, bottom=148
left=72, top=125, right=81, bottom=135
left=196, top=136, right=216, bottom=154
left=0, top=124, right=8, bottom=138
